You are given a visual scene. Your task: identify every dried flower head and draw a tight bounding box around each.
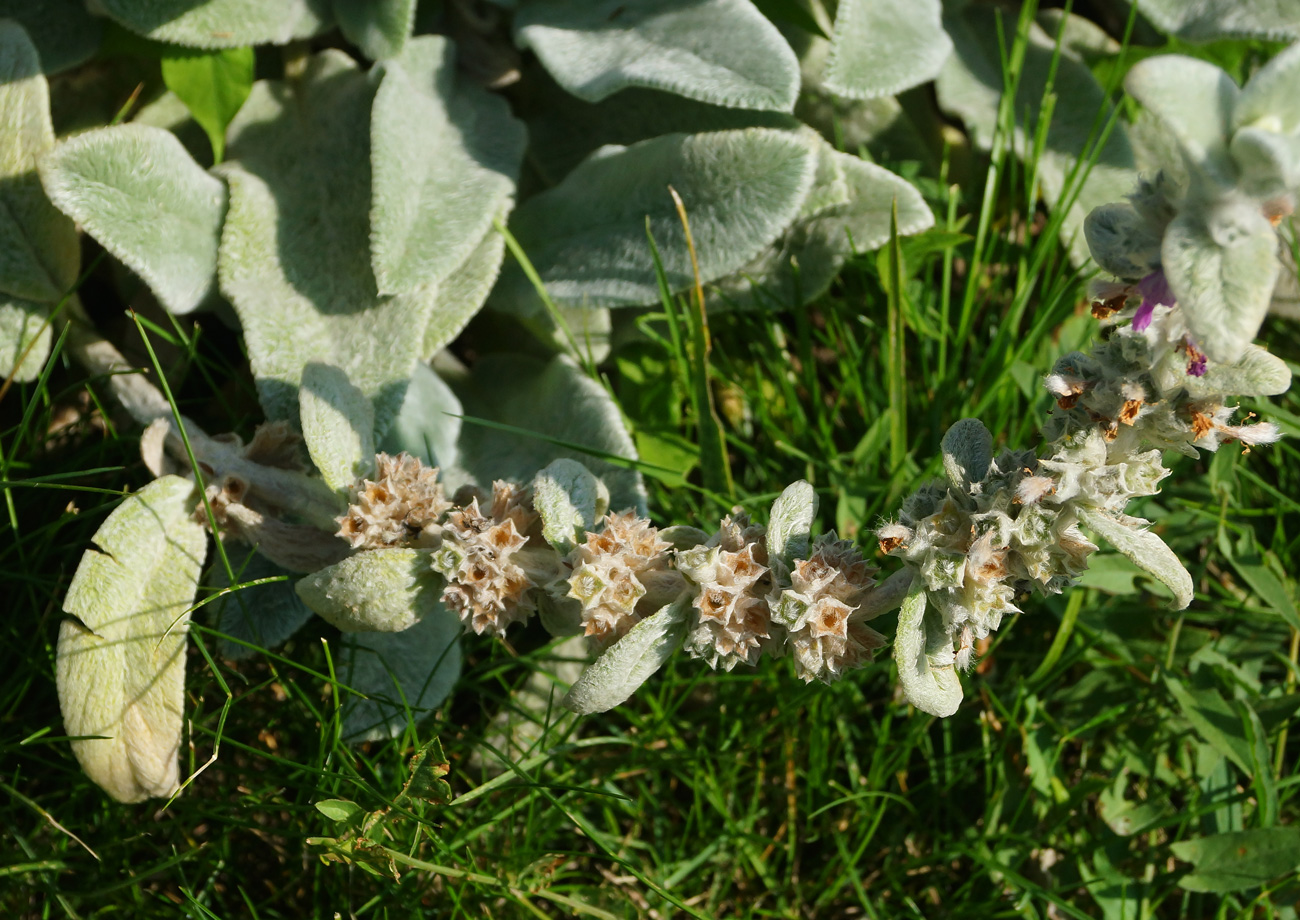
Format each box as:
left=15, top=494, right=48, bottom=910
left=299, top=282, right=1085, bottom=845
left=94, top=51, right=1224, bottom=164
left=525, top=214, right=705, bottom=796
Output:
left=562, top=512, right=681, bottom=649
left=677, top=514, right=775, bottom=671
left=770, top=535, right=884, bottom=683
left=337, top=452, right=451, bottom=550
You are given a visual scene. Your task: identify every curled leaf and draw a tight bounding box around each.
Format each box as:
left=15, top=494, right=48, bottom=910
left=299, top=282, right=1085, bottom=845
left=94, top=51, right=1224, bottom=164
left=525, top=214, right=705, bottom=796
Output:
left=563, top=595, right=690, bottom=714
left=893, top=576, right=962, bottom=718
left=1078, top=507, right=1193, bottom=609
left=767, top=480, right=817, bottom=568
left=941, top=418, right=993, bottom=492
left=534, top=458, right=603, bottom=554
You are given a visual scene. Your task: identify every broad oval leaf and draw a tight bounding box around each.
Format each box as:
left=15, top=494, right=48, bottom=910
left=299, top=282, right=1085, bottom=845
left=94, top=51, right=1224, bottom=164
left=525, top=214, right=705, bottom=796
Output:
left=41, top=124, right=226, bottom=315
left=0, top=295, right=51, bottom=383
left=767, top=480, right=817, bottom=567
left=713, top=146, right=934, bottom=309
left=371, top=36, right=524, bottom=296
left=1170, top=828, right=1300, bottom=893
left=334, top=0, right=416, bottom=60
left=824, top=0, right=953, bottom=100
left=297, top=548, right=442, bottom=633
left=379, top=359, right=463, bottom=470
left=0, top=20, right=78, bottom=305
left=563, top=595, right=690, bottom=714
left=941, top=418, right=993, bottom=492
left=447, top=352, right=646, bottom=515
left=514, top=0, right=799, bottom=112
left=99, top=0, right=333, bottom=48
left=340, top=605, right=462, bottom=741
left=300, top=362, right=376, bottom=492
left=1184, top=344, right=1291, bottom=399
left=160, top=46, right=255, bottom=163
left=1235, top=43, right=1300, bottom=134
left=495, top=128, right=816, bottom=313
left=56, top=475, right=207, bottom=803
left=423, top=217, right=507, bottom=360
left=1161, top=209, right=1279, bottom=365
left=534, top=458, right=603, bottom=554
left=1078, top=507, right=1193, bottom=609
left=1124, top=54, right=1238, bottom=178
left=893, top=577, right=962, bottom=718
left=218, top=51, right=436, bottom=429
left=0, top=0, right=103, bottom=74
left=1134, top=0, right=1300, bottom=42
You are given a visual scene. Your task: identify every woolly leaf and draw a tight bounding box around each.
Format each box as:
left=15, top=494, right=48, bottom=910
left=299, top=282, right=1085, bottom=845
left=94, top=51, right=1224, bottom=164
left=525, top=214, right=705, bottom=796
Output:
left=1171, top=828, right=1300, bottom=892
left=713, top=146, right=933, bottom=309
left=371, top=36, right=524, bottom=296
left=300, top=362, right=376, bottom=493
left=210, top=548, right=314, bottom=660
left=534, top=459, right=603, bottom=554
left=99, top=0, right=332, bottom=49
left=449, top=353, right=646, bottom=516
left=514, top=0, right=799, bottom=112
left=0, top=296, right=51, bottom=383
left=1235, top=43, right=1300, bottom=133
left=495, top=128, right=816, bottom=313
left=56, top=476, right=206, bottom=803
left=1124, top=54, right=1238, bottom=177
left=941, top=418, right=993, bottom=492
left=160, top=46, right=255, bottom=163
left=767, top=480, right=817, bottom=567
left=1230, top=127, right=1300, bottom=197
left=894, top=577, right=962, bottom=718
left=1185, top=345, right=1292, bottom=399
left=379, top=360, right=463, bottom=470
left=297, top=548, right=442, bottom=633
left=334, top=0, right=416, bottom=60
left=41, top=125, right=226, bottom=315
left=0, top=0, right=102, bottom=74
left=824, top=0, right=952, bottom=100
left=1084, top=201, right=1164, bottom=280
left=1133, top=0, right=1300, bottom=42
left=0, top=21, right=78, bottom=305
left=340, top=606, right=462, bottom=741
left=423, top=217, right=506, bottom=360
left=1162, top=209, right=1279, bottom=364
left=218, top=51, right=435, bottom=429
left=563, top=595, right=690, bottom=714
left=1078, top=508, right=1193, bottom=609
left=937, top=7, right=1136, bottom=266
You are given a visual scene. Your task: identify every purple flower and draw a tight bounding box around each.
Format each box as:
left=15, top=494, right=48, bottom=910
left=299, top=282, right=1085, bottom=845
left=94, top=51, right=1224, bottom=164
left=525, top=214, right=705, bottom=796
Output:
left=1188, top=355, right=1207, bottom=377
left=1133, top=271, right=1175, bottom=332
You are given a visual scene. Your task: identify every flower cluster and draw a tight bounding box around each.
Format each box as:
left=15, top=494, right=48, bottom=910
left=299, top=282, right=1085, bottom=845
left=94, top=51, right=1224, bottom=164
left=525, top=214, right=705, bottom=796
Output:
left=676, top=514, right=774, bottom=671
left=338, top=452, right=451, bottom=550
left=560, top=512, right=682, bottom=648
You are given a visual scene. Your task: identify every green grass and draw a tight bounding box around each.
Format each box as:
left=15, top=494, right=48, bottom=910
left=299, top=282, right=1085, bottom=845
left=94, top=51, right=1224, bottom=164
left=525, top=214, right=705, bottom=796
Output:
left=6, top=20, right=1300, bottom=920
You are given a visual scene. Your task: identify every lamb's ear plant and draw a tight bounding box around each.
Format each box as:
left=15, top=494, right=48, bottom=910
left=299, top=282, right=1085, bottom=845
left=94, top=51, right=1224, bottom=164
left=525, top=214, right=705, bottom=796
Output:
left=13, top=1, right=1297, bottom=807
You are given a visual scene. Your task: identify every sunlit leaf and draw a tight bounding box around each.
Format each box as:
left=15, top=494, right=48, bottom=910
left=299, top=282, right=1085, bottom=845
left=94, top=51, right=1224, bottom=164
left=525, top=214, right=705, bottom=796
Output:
left=824, top=0, right=952, bottom=100
left=99, top=0, right=333, bottom=48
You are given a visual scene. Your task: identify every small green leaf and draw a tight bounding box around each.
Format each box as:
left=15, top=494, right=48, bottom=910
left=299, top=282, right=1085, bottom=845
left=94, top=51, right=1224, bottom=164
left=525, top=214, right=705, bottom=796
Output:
left=56, top=476, right=207, bottom=803
left=1164, top=675, right=1252, bottom=774
left=316, top=798, right=365, bottom=823
left=160, top=46, right=253, bottom=164
left=300, top=362, right=377, bottom=493
left=41, top=124, right=226, bottom=315
left=563, top=595, right=690, bottom=714
left=99, top=0, right=333, bottom=48
left=824, top=0, right=952, bottom=100
left=1162, top=209, right=1279, bottom=365
left=1170, top=828, right=1300, bottom=893
left=514, top=0, right=800, bottom=112
left=767, top=480, right=817, bottom=568
left=396, top=736, right=452, bottom=805
left=495, top=128, right=816, bottom=313
left=297, top=549, right=442, bottom=634
left=534, top=459, right=603, bottom=554
left=1078, top=508, right=1193, bottom=609
left=333, top=0, right=416, bottom=60
left=370, top=36, right=524, bottom=296
left=340, top=606, right=462, bottom=741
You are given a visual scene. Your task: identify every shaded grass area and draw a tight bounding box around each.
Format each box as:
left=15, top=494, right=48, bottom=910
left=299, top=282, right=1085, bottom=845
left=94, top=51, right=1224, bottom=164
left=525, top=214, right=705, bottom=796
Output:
left=6, top=41, right=1300, bottom=920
